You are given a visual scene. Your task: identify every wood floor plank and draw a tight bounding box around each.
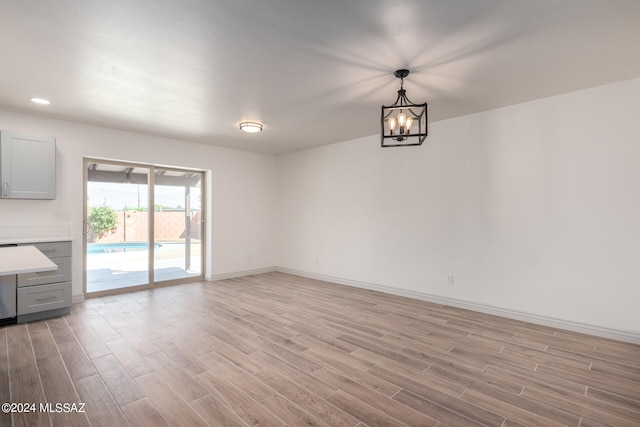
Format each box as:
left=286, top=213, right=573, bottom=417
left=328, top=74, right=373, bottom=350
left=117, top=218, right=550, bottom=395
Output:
left=144, top=351, right=209, bottom=403
left=113, top=325, right=161, bottom=358
left=461, top=387, right=578, bottom=426
left=253, top=335, right=323, bottom=374
left=326, top=390, right=408, bottom=427
left=262, top=393, right=328, bottom=427
left=56, top=340, right=98, bottom=382
left=521, top=384, right=640, bottom=427
left=80, top=314, right=121, bottom=343
left=198, top=318, right=258, bottom=355
left=151, top=339, right=208, bottom=377
left=450, top=341, right=540, bottom=371
left=28, top=329, right=59, bottom=362
left=6, top=325, right=39, bottom=383
left=92, top=355, right=145, bottom=407
left=9, top=376, right=49, bottom=427
left=373, top=365, right=507, bottom=426
left=400, top=343, right=488, bottom=373
left=194, top=371, right=284, bottom=427
left=315, top=368, right=438, bottom=426
left=44, top=317, right=76, bottom=345
left=339, top=333, right=431, bottom=371
left=359, top=352, right=466, bottom=399
left=0, top=329, right=10, bottom=427
left=503, top=342, right=592, bottom=370
left=105, top=338, right=154, bottom=378
left=121, top=398, right=169, bottom=427
left=392, top=389, right=491, bottom=427
left=302, top=349, right=400, bottom=398
left=294, top=334, right=374, bottom=372
left=287, top=323, right=361, bottom=353
left=195, top=351, right=276, bottom=402
left=426, top=363, right=524, bottom=396
left=250, top=349, right=337, bottom=399
left=36, top=356, right=90, bottom=427
left=74, top=374, right=129, bottom=427
left=190, top=394, right=248, bottom=427
left=535, top=363, right=640, bottom=401
left=66, top=323, right=112, bottom=360
left=135, top=372, right=209, bottom=427
left=254, top=368, right=359, bottom=427
left=483, top=361, right=588, bottom=396
left=590, top=361, right=640, bottom=382
left=585, top=387, right=640, bottom=415
left=199, top=334, right=266, bottom=375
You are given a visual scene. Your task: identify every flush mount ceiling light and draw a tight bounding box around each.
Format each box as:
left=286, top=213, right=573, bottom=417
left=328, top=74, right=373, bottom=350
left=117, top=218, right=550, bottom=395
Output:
left=30, top=97, right=51, bottom=105
left=239, top=121, right=263, bottom=133
left=380, top=69, right=427, bottom=147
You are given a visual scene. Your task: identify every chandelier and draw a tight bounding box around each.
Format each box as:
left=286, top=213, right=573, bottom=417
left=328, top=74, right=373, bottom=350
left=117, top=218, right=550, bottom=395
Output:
left=380, top=69, right=428, bottom=147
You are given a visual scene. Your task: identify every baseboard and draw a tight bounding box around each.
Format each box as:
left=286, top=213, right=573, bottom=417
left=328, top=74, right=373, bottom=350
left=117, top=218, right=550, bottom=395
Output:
left=277, top=267, right=640, bottom=345
left=72, top=294, right=85, bottom=304
left=207, top=266, right=276, bottom=282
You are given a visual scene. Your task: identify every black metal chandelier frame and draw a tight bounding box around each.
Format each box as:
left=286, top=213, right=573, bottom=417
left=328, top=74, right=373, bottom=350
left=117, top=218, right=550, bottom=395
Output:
left=380, top=69, right=428, bottom=147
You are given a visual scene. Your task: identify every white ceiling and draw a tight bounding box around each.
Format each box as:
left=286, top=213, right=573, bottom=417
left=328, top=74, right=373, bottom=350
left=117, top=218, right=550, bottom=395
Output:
left=1, top=1, right=639, bottom=155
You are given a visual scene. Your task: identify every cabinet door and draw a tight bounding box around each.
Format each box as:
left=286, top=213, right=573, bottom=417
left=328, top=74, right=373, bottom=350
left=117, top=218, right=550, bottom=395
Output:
left=17, top=256, right=71, bottom=287
left=0, top=274, right=16, bottom=319
left=1, top=131, right=56, bottom=199
left=17, top=282, right=71, bottom=315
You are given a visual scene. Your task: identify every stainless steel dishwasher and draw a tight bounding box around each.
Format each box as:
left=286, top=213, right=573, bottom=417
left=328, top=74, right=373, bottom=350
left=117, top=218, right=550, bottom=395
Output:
left=0, top=244, right=18, bottom=325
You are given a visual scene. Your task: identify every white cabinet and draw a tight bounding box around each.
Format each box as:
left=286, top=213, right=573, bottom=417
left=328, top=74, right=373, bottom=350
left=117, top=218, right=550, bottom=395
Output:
left=0, top=130, right=56, bottom=200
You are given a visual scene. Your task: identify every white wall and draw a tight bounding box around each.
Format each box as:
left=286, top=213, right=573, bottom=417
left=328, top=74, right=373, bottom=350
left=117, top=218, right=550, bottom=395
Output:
left=0, top=110, right=278, bottom=299
left=278, top=77, right=640, bottom=338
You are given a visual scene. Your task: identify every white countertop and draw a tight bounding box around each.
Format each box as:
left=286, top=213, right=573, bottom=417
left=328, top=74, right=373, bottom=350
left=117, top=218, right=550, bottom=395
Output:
left=0, top=236, right=73, bottom=245
left=0, top=246, right=58, bottom=275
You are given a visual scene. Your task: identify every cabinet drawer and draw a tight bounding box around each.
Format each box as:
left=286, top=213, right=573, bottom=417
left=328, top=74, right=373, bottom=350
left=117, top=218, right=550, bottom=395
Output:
left=17, top=256, right=71, bottom=287
left=17, top=282, right=71, bottom=315
left=19, top=241, right=71, bottom=258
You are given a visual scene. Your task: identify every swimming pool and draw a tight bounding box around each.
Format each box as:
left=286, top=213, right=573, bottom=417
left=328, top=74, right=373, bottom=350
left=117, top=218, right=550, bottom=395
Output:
left=87, top=242, right=162, bottom=254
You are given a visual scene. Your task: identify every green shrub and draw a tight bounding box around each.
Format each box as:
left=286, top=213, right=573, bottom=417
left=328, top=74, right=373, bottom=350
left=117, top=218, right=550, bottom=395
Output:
left=88, top=205, right=118, bottom=242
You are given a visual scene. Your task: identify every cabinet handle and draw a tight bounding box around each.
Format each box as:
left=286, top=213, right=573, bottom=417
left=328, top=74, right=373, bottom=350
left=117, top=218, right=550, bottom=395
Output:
left=36, top=295, right=57, bottom=302
left=2, top=182, right=7, bottom=197
left=35, top=269, right=58, bottom=275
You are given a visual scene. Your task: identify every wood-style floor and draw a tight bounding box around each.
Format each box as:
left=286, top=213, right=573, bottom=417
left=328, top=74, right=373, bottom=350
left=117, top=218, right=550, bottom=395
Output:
left=1, top=272, right=639, bottom=426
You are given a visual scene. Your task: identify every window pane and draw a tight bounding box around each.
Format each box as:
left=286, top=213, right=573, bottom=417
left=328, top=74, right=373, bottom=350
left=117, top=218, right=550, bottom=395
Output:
left=86, top=164, right=150, bottom=292
left=153, top=169, right=202, bottom=282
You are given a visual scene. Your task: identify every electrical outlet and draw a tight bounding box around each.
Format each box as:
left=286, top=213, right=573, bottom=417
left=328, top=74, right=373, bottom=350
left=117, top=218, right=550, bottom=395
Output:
left=247, top=254, right=252, bottom=262
left=315, top=257, right=320, bottom=264
left=55, top=211, right=70, bottom=221
left=447, top=274, right=454, bottom=285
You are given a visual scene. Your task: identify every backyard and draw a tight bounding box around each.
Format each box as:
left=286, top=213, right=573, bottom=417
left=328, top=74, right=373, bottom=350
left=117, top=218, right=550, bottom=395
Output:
left=86, top=241, right=202, bottom=292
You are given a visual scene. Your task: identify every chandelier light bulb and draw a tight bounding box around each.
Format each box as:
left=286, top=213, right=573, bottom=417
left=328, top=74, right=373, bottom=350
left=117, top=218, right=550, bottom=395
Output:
left=388, top=117, right=397, bottom=134
left=397, top=113, right=406, bottom=127
left=405, top=117, right=413, bottom=132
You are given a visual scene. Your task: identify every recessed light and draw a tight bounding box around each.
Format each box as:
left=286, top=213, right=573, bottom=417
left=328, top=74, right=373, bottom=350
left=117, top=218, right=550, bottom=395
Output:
left=30, top=97, right=51, bottom=105
left=239, top=122, right=263, bottom=133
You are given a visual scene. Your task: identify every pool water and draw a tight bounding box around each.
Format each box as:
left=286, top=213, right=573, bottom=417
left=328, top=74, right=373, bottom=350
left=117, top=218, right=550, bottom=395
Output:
left=87, top=242, right=162, bottom=254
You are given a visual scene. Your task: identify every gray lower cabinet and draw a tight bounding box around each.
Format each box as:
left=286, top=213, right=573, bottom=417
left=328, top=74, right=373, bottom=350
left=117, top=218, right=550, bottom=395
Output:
left=17, top=241, right=71, bottom=323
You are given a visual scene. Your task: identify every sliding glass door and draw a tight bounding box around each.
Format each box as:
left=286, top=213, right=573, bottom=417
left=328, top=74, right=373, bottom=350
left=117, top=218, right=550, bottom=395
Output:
left=153, top=168, right=202, bottom=282
left=84, top=160, right=204, bottom=295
